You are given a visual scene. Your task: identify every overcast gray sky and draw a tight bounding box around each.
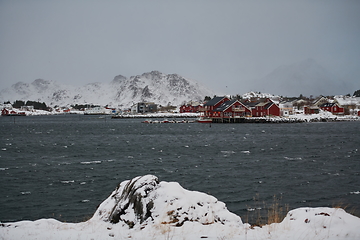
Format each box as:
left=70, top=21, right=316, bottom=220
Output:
left=1, top=0, right=359, bottom=95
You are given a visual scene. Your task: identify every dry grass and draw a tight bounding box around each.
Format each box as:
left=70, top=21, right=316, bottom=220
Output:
left=332, top=201, right=358, bottom=217
left=246, top=194, right=289, bottom=227
left=266, top=195, right=289, bottom=225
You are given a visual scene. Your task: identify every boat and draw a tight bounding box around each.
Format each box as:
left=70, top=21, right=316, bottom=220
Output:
left=142, top=119, right=152, bottom=123
left=197, top=117, right=212, bottom=123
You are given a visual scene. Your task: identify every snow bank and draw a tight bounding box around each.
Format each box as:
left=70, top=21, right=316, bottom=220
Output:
left=1, top=175, right=360, bottom=240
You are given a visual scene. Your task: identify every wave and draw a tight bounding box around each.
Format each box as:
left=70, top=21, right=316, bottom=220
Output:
left=80, top=161, right=102, bottom=165
left=221, top=150, right=236, bottom=154
left=284, top=156, right=302, bottom=160
left=61, top=180, right=75, bottom=184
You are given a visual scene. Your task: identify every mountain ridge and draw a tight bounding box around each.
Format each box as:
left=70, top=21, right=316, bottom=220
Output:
left=0, top=71, right=214, bottom=108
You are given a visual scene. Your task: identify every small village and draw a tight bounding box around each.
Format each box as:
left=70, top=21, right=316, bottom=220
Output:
left=181, top=94, right=360, bottom=123
left=1, top=92, right=360, bottom=123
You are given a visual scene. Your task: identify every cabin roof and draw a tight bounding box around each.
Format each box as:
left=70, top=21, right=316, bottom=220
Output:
left=213, top=100, right=237, bottom=112
left=204, top=96, right=227, bottom=106
left=264, top=102, right=275, bottom=109
left=320, top=102, right=337, bottom=108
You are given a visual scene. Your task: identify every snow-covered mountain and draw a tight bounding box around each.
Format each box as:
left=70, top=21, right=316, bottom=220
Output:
left=0, top=71, right=214, bottom=108
left=248, top=59, right=350, bottom=97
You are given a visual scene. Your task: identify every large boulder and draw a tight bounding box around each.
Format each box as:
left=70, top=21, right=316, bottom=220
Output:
left=91, top=175, right=242, bottom=228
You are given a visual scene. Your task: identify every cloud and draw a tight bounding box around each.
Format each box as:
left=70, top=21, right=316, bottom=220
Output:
left=0, top=1, right=359, bottom=96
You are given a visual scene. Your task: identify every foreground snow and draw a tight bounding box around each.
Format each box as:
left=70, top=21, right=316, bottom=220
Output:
left=1, top=175, right=360, bottom=240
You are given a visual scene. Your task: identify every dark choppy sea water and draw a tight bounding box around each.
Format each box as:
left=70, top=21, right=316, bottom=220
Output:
left=1, top=115, right=359, bottom=223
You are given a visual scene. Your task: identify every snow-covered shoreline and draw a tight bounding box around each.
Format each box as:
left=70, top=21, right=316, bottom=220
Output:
left=1, top=175, right=359, bottom=240
left=3, top=108, right=359, bottom=123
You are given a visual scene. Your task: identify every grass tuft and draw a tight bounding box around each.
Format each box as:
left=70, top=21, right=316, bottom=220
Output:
left=246, top=194, right=289, bottom=227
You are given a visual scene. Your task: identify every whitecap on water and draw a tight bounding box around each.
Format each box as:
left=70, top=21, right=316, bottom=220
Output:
left=80, top=162, right=91, bottom=165
left=58, top=162, right=71, bottom=165
left=221, top=150, right=235, bottom=154
left=350, top=191, right=360, bottom=194
left=61, top=180, right=75, bottom=184
left=80, top=161, right=102, bottom=164
left=221, top=150, right=236, bottom=157
left=81, top=199, right=90, bottom=203
left=241, top=150, right=250, bottom=154
left=0, top=167, right=9, bottom=170
left=248, top=207, right=262, bottom=211
left=20, top=191, right=31, bottom=195
left=284, top=156, right=302, bottom=160
left=163, top=168, right=174, bottom=173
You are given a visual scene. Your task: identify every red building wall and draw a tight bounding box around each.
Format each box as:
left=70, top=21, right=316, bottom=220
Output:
left=251, top=106, right=264, bottom=117
left=267, top=104, right=280, bottom=116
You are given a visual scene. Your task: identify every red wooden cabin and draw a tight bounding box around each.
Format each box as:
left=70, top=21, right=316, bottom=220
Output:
left=244, top=99, right=281, bottom=117
left=319, top=103, right=344, bottom=115
left=212, top=100, right=252, bottom=119
left=200, top=96, right=230, bottom=118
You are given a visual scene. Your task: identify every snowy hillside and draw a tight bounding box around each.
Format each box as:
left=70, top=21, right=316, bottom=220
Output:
left=241, top=91, right=280, bottom=100
left=1, top=175, right=359, bottom=240
left=0, top=71, right=214, bottom=108
left=248, top=59, right=350, bottom=97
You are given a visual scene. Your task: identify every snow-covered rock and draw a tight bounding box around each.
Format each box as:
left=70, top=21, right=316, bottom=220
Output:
left=1, top=175, right=360, bottom=240
left=92, top=175, right=242, bottom=228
